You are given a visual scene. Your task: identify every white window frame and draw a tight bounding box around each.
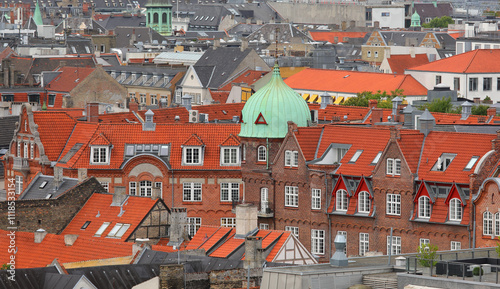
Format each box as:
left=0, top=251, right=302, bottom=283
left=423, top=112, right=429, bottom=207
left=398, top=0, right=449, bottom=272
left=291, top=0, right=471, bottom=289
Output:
left=336, top=189, right=348, bottom=211
left=420, top=238, right=430, bottom=247
left=386, top=194, right=401, bottom=215
left=495, top=212, right=500, bottom=236
left=17, top=142, right=21, bottom=157
left=183, top=182, right=202, bottom=201
left=30, top=143, right=34, bottom=159
left=100, top=181, right=109, bottom=192
left=23, top=142, right=28, bottom=158
left=139, top=180, right=152, bottom=197
left=359, top=233, right=369, bottom=256
left=187, top=217, right=201, bottom=236
left=15, top=175, right=23, bottom=195
left=387, top=236, right=401, bottom=255
left=386, top=158, right=401, bottom=176
left=358, top=191, right=370, bottom=213
left=107, top=223, right=131, bottom=238
left=257, top=146, right=266, bottom=162
left=451, top=241, right=461, bottom=251
left=285, top=186, right=298, bottom=207
left=220, top=183, right=239, bottom=202
left=129, top=182, right=137, bottom=195
left=285, top=150, right=298, bottom=167
left=221, top=217, right=236, bottom=227
left=311, top=229, right=325, bottom=255
left=312, top=189, right=321, bottom=210
left=449, top=198, right=462, bottom=221
left=183, top=146, right=202, bottom=165
left=221, top=147, right=240, bottom=166
left=259, top=223, right=269, bottom=230
left=484, top=211, right=493, bottom=236
left=95, top=222, right=110, bottom=237
left=285, top=226, right=299, bottom=237
left=418, top=196, right=431, bottom=219
left=261, top=188, right=269, bottom=212
left=91, top=146, right=109, bottom=165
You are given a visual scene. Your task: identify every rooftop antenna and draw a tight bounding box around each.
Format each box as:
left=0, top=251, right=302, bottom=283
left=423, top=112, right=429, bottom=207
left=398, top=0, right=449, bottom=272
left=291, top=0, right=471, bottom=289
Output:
left=274, top=27, right=280, bottom=64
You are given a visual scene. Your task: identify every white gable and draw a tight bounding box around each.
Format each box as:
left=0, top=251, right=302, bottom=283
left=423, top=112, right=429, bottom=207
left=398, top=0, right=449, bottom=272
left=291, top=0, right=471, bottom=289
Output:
left=272, top=234, right=317, bottom=265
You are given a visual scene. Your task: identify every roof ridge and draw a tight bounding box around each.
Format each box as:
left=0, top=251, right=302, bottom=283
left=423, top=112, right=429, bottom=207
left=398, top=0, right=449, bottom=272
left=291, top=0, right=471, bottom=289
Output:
left=463, top=49, right=480, bottom=73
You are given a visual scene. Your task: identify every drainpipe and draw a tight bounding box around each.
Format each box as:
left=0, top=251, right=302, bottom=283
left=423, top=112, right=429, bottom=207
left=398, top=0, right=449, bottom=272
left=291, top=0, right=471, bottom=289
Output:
left=472, top=201, right=476, bottom=250
left=171, top=169, right=175, bottom=207
left=266, top=138, right=269, bottom=170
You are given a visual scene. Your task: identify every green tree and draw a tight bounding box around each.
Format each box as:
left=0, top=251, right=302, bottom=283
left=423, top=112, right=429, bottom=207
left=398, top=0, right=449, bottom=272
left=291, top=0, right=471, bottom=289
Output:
left=420, top=97, right=460, bottom=113
left=422, top=16, right=453, bottom=28
left=343, top=89, right=405, bottom=108
left=0, top=264, right=11, bottom=270
left=417, top=243, right=438, bottom=267
left=471, top=105, right=489, bottom=116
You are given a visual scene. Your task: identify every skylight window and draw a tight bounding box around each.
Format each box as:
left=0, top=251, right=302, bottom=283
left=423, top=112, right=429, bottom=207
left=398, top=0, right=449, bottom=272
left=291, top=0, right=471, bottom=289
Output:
left=81, top=221, right=91, bottom=230
left=432, top=153, right=457, bottom=172
left=371, top=152, right=382, bottom=165
left=107, top=223, right=131, bottom=238
left=349, top=150, right=363, bottom=163
left=94, top=222, right=111, bottom=237
left=39, top=181, right=48, bottom=189
left=464, top=156, right=479, bottom=171
left=45, top=194, right=52, bottom=199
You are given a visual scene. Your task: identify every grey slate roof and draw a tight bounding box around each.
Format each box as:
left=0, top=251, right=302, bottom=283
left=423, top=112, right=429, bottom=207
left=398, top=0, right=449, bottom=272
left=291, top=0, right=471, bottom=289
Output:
left=0, top=116, right=17, bottom=149
left=114, top=27, right=165, bottom=48
left=184, top=31, right=228, bottom=39
left=246, top=23, right=314, bottom=44
left=413, top=3, right=453, bottom=20
left=226, top=23, right=263, bottom=38
left=101, top=15, right=147, bottom=31
left=43, top=273, right=88, bottom=289
left=0, top=266, right=59, bottom=289
left=193, top=47, right=253, bottom=89
left=19, top=174, right=79, bottom=200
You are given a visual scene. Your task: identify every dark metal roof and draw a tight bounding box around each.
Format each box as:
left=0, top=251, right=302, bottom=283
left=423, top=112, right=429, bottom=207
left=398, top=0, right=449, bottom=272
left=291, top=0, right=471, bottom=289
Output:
left=0, top=266, right=59, bottom=289
left=43, top=273, right=86, bottom=289
left=19, top=175, right=79, bottom=200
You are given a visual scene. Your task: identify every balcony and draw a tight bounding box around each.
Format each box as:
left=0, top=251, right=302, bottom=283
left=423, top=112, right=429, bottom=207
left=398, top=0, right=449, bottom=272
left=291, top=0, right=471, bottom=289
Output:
left=258, top=201, right=274, bottom=218
left=12, top=157, right=29, bottom=172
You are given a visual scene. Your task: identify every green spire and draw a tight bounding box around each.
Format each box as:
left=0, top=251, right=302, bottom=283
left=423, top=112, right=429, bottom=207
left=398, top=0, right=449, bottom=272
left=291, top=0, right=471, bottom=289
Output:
left=33, top=0, right=43, bottom=26
left=410, top=11, right=421, bottom=27
left=239, top=63, right=311, bottom=139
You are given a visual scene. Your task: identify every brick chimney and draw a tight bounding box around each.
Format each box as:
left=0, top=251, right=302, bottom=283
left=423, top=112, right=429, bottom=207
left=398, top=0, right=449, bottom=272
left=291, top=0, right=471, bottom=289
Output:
left=167, top=208, right=187, bottom=246
left=53, top=166, right=63, bottom=190
left=34, top=228, right=47, bottom=243
left=244, top=236, right=264, bottom=269
left=368, top=99, right=378, bottom=109
left=86, top=102, right=99, bottom=123
left=235, top=203, right=258, bottom=238
left=240, top=39, right=248, bottom=52
left=129, top=99, right=139, bottom=113
left=371, top=108, right=383, bottom=125
left=487, top=107, right=496, bottom=117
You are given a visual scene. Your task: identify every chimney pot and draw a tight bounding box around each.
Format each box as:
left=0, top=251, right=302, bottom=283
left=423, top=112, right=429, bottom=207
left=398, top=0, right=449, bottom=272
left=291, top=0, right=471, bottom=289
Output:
left=86, top=102, right=99, bottom=123
left=34, top=228, right=47, bottom=243
left=64, top=234, right=78, bottom=246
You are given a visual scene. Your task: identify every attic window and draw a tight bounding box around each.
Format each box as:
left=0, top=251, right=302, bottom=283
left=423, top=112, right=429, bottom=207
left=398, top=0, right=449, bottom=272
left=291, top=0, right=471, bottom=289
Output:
left=432, top=153, right=456, bottom=172
left=371, top=151, right=382, bottom=165
left=125, top=144, right=135, bottom=156
left=107, top=223, right=131, bottom=238
left=39, top=181, right=48, bottom=189
left=94, top=222, right=111, bottom=237
left=159, top=145, right=169, bottom=156
left=81, top=221, right=91, bottom=230
left=194, top=16, right=198, bottom=20
left=210, top=16, right=214, bottom=21
left=349, top=150, right=363, bottom=163
left=464, top=156, right=479, bottom=171
left=45, top=194, right=52, bottom=199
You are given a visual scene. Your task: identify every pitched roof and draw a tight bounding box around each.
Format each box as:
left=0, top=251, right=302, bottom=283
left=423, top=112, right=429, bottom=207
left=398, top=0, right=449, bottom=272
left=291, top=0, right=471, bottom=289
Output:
left=407, top=49, right=500, bottom=73
left=46, top=66, right=95, bottom=92
left=294, top=126, right=323, bottom=161
left=284, top=68, right=427, bottom=96
left=32, top=111, right=77, bottom=161
left=309, top=31, right=368, bottom=43
left=62, top=193, right=158, bottom=241
left=386, top=54, right=430, bottom=74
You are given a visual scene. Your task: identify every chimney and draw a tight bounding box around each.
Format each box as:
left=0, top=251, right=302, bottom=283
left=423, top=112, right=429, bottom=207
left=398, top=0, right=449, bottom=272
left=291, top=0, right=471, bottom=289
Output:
left=410, top=47, right=415, bottom=58
left=349, top=20, right=355, bottom=28
left=131, top=28, right=136, bottom=46
left=64, top=234, right=78, bottom=246
left=419, top=109, right=435, bottom=136
left=34, top=228, right=47, bottom=243
left=244, top=236, right=264, bottom=269
left=330, top=234, right=347, bottom=266
left=129, top=99, right=139, bottom=112
left=385, top=47, right=391, bottom=59
left=111, top=186, right=127, bottom=206
left=487, top=107, right=496, bottom=117
left=53, top=166, right=63, bottom=190
left=403, top=104, right=415, bottom=127
left=320, top=92, right=331, bottom=109
left=374, top=21, right=380, bottom=28
left=341, top=21, right=346, bottom=31
left=240, top=39, right=248, bottom=52
left=86, top=102, right=99, bottom=123
left=461, top=101, right=472, bottom=120
left=213, top=39, right=220, bottom=50
left=391, top=96, right=402, bottom=122
left=371, top=108, right=384, bottom=125
left=3, top=62, right=8, bottom=87
left=368, top=99, right=378, bottom=109
left=167, top=208, right=187, bottom=246
left=235, top=203, right=258, bottom=238
left=77, top=168, right=88, bottom=183
left=9, top=64, right=14, bottom=87
left=152, top=186, right=161, bottom=199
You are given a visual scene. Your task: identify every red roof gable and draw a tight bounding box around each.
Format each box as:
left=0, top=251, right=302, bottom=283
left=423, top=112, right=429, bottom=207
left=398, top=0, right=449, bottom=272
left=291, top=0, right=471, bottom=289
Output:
left=407, top=49, right=500, bottom=73
left=62, top=193, right=158, bottom=241
left=89, top=133, right=111, bottom=146
left=397, top=131, right=425, bottom=173
left=220, top=134, right=241, bottom=146
left=309, top=31, right=368, bottom=43
left=218, top=70, right=268, bottom=91
left=294, top=127, right=323, bottom=161
left=285, top=69, right=427, bottom=96
left=183, top=134, right=205, bottom=146
left=46, top=66, right=95, bottom=92
left=387, top=54, right=430, bottom=74
left=33, top=111, right=77, bottom=161
left=265, top=231, right=291, bottom=262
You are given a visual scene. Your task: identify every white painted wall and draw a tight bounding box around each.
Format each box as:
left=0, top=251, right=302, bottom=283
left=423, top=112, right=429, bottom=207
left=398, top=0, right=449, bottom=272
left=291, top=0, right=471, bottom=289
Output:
left=372, top=7, right=405, bottom=29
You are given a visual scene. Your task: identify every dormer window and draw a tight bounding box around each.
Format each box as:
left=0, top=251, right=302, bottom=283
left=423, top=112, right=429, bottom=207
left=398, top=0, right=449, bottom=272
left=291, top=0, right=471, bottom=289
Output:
left=221, top=147, right=240, bottom=166
left=183, top=147, right=202, bottom=165
left=432, top=153, right=456, bottom=172
left=91, top=146, right=110, bottom=165
left=464, top=156, right=479, bottom=171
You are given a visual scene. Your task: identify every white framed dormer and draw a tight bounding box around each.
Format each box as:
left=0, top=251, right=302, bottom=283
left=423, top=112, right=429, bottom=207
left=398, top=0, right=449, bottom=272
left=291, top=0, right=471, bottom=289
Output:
left=220, top=146, right=240, bottom=166
left=182, top=146, right=203, bottom=165
left=90, top=146, right=110, bottom=165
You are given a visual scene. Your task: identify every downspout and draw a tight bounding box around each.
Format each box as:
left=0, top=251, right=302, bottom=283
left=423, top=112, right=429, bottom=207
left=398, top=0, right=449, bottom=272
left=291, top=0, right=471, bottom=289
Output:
left=472, top=201, right=476, bottom=250
left=266, top=138, right=269, bottom=170
left=171, top=169, right=175, bottom=208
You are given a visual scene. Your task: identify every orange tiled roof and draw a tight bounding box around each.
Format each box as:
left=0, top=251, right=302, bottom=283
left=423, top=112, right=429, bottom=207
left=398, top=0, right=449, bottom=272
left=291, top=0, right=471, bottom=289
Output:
left=89, top=133, right=111, bottom=146
left=0, top=229, right=134, bottom=269
left=33, top=111, right=77, bottom=161
left=407, top=49, right=500, bottom=74
left=46, top=66, right=95, bottom=92
left=218, top=70, right=268, bottom=91
left=265, top=231, right=291, bottom=262
left=309, top=103, right=370, bottom=122
left=284, top=68, right=428, bottom=96
left=209, top=231, right=244, bottom=258
left=309, top=31, right=368, bottom=43
left=417, top=131, right=495, bottom=183
left=387, top=54, right=430, bottom=74
left=184, top=226, right=221, bottom=250
left=221, top=134, right=241, bottom=146
left=294, top=127, right=323, bottom=161
left=62, top=193, right=159, bottom=241
left=46, top=108, right=85, bottom=119
left=397, top=132, right=425, bottom=173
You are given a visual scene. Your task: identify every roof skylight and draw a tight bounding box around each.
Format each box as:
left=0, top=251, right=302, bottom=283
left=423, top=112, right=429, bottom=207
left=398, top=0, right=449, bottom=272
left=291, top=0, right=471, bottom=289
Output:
left=464, top=156, right=479, bottom=171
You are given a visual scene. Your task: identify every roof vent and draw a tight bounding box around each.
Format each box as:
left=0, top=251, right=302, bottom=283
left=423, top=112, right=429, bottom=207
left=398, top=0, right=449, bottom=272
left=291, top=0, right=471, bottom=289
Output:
left=330, top=234, right=347, bottom=266
left=34, top=228, right=47, bottom=243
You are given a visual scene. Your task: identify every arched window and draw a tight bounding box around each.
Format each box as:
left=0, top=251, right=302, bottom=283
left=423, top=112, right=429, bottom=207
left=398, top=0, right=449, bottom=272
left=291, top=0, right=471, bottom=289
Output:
left=449, top=198, right=462, bottom=221
left=484, top=211, right=493, bottom=235
left=153, top=13, right=159, bottom=24
left=257, top=146, right=266, bottom=162
left=147, top=12, right=151, bottom=24
left=162, top=12, right=167, bottom=23
left=418, top=196, right=431, bottom=218
left=336, top=189, right=348, bottom=211
left=358, top=191, right=370, bottom=213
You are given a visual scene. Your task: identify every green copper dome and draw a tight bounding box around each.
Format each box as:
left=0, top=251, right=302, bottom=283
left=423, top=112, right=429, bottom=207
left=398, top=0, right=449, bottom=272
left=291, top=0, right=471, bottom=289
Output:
left=239, top=63, right=311, bottom=138
left=410, top=12, right=421, bottom=27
